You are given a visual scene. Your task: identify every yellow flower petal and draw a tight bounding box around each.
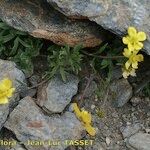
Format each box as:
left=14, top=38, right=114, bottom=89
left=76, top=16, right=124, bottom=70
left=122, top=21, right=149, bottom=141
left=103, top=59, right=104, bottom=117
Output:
left=7, top=88, right=15, bottom=97
left=134, top=42, right=143, bottom=50
left=137, top=32, right=146, bottom=41
left=122, top=70, right=129, bottom=79
left=128, top=27, right=137, bottom=37
left=122, top=36, right=130, bottom=45
left=72, top=103, right=81, bottom=119
left=123, top=48, right=132, bottom=58
left=137, top=54, right=144, bottom=62
left=0, top=97, right=9, bottom=104
left=128, top=43, right=134, bottom=51
left=84, top=124, right=96, bottom=136
left=2, top=78, right=12, bottom=89
left=81, top=110, right=92, bottom=124
left=0, top=78, right=14, bottom=105
left=132, top=62, right=138, bottom=69
left=130, top=69, right=136, bottom=77
left=125, top=61, right=131, bottom=69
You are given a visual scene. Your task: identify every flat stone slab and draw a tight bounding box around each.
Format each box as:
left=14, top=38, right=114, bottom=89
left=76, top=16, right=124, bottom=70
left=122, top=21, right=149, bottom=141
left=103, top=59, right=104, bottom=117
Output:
left=127, top=133, right=150, bottom=150
left=0, top=0, right=104, bottom=48
left=110, top=78, right=132, bottom=107
left=48, top=0, right=150, bottom=55
left=4, top=97, right=84, bottom=150
left=0, top=59, right=26, bottom=130
left=37, top=74, right=79, bottom=113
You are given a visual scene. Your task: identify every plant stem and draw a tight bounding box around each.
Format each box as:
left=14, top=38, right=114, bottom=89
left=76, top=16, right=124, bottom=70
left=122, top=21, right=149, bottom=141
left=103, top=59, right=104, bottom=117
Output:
left=82, top=51, right=124, bottom=59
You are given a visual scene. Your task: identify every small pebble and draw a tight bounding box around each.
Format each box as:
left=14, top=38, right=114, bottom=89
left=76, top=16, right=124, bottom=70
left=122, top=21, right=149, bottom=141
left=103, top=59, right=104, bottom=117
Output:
left=145, top=129, right=150, bottom=133
left=95, top=95, right=98, bottom=101
left=91, top=104, right=96, bottom=109
left=106, top=137, right=111, bottom=145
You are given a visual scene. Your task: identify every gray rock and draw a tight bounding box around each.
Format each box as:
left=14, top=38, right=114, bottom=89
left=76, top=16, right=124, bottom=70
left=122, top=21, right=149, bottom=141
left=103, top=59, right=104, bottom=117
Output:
left=0, top=59, right=26, bottom=130
left=37, top=74, right=79, bottom=113
left=20, top=88, right=37, bottom=98
left=110, top=78, right=133, bottom=107
left=0, top=0, right=104, bottom=48
left=127, top=133, right=150, bottom=150
left=3, top=138, right=26, bottom=150
left=47, top=0, right=150, bottom=55
left=120, top=123, right=142, bottom=138
left=130, top=97, right=142, bottom=106
left=0, top=104, right=9, bottom=129
left=4, top=97, right=84, bottom=150
left=81, top=80, right=97, bottom=99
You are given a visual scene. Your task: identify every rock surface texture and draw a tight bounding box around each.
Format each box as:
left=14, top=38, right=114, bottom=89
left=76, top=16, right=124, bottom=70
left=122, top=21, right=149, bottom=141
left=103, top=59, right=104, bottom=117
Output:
left=110, top=78, right=132, bottom=107
left=4, top=97, right=84, bottom=150
left=48, top=0, right=150, bottom=54
left=127, top=133, right=150, bottom=150
left=0, top=59, right=26, bottom=130
left=37, top=74, right=79, bottom=113
left=0, top=0, right=104, bottom=48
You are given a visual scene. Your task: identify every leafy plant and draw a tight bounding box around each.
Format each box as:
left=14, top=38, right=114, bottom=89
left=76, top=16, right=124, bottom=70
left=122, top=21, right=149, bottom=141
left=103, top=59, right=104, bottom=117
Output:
left=0, top=20, right=43, bottom=76
left=47, top=45, right=83, bottom=81
left=90, top=42, right=125, bottom=81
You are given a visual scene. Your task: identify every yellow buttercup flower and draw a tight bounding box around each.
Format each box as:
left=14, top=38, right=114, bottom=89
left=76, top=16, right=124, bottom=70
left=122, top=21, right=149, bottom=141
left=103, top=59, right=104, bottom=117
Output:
left=123, top=27, right=146, bottom=51
left=0, top=78, right=15, bottom=104
left=122, top=67, right=136, bottom=78
left=84, top=123, right=96, bottom=136
left=72, top=103, right=96, bottom=136
left=125, top=54, right=144, bottom=69
left=122, top=27, right=146, bottom=78
left=80, top=110, right=92, bottom=124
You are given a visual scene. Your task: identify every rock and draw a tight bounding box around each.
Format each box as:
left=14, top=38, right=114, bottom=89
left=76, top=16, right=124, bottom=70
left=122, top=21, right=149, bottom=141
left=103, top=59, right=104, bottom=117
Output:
left=3, top=139, right=26, bottom=150
left=37, top=74, right=79, bottom=113
left=111, top=66, right=122, bottom=80
left=20, top=88, right=37, bottom=98
left=110, top=78, right=133, bottom=107
left=0, top=59, right=26, bottom=130
left=127, top=133, right=150, bottom=150
left=130, top=97, right=142, bottom=106
left=4, top=96, right=84, bottom=150
left=120, top=123, right=142, bottom=138
left=0, top=104, right=9, bottom=130
left=47, top=0, right=150, bottom=55
left=0, top=0, right=104, bottom=48
left=86, top=140, right=106, bottom=150
left=106, top=137, right=111, bottom=146
left=80, top=80, right=97, bottom=99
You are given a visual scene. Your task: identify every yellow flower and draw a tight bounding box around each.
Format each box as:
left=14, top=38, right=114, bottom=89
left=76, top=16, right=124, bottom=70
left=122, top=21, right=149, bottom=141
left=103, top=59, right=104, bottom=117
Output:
left=84, top=123, right=96, bottom=136
left=125, top=54, right=144, bottom=69
left=123, top=27, right=146, bottom=51
left=72, top=103, right=81, bottom=118
left=72, top=103, right=96, bottom=136
left=123, top=48, right=132, bottom=58
left=80, top=110, right=92, bottom=124
left=0, top=78, right=15, bottom=104
left=122, top=67, right=136, bottom=78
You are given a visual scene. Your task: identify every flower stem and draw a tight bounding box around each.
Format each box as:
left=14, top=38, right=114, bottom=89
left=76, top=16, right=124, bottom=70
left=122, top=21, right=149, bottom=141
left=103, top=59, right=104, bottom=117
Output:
left=82, top=51, right=124, bottom=59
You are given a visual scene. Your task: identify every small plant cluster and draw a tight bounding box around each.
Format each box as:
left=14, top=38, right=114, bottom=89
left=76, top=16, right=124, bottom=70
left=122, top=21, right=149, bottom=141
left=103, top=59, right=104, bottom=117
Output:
left=0, top=78, right=15, bottom=104
left=72, top=103, right=96, bottom=136
left=0, top=20, right=43, bottom=76
left=122, top=27, right=146, bottom=78
left=47, top=45, right=83, bottom=81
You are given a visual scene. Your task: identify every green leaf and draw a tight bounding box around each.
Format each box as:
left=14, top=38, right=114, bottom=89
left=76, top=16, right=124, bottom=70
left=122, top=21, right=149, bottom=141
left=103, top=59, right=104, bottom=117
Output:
left=101, top=59, right=109, bottom=69
left=0, top=22, right=10, bottom=30
left=94, top=43, right=108, bottom=54
left=9, top=37, right=19, bottom=56
left=18, top=38, right=31, bottom=48
left=1, top=34, right=15, bottom=43
left=60, top=67, right=66, bottom=82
